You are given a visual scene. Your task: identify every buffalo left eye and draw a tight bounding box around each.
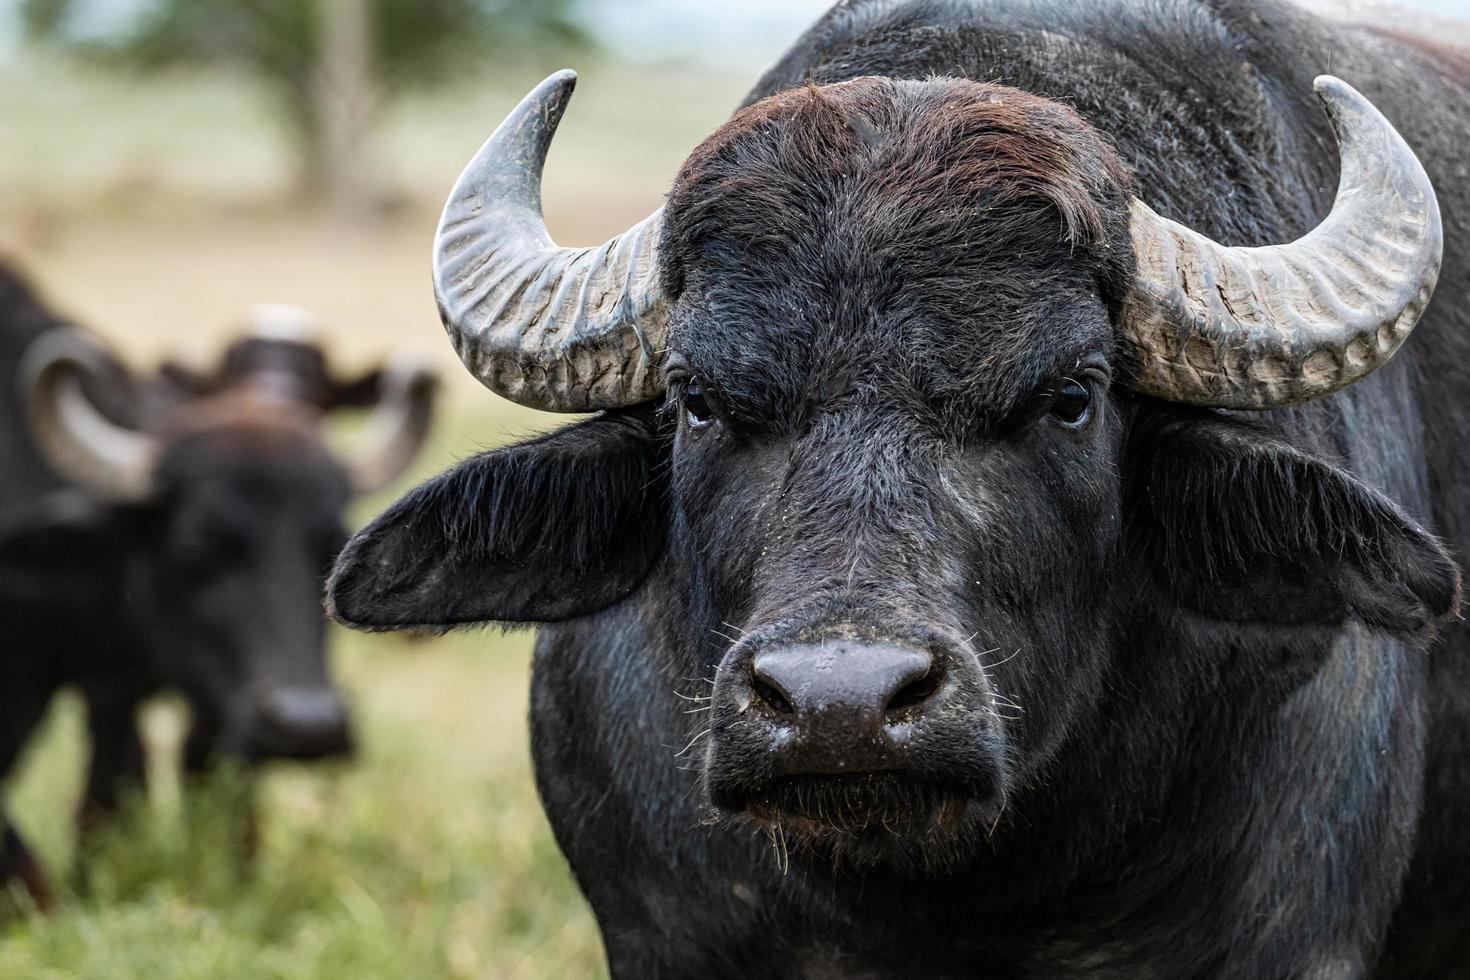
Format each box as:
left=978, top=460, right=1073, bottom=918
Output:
left=683, top=381, right=715, bottom=429
left=1049, top=378, right=1092, bottom=426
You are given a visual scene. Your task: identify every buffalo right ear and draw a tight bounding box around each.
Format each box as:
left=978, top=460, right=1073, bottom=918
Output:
left=327, top=408, right=667, bottom=630
left=1128, top=412, right=1461, bottom=640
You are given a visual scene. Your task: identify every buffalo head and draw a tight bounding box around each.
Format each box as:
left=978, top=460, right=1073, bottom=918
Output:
left=330, top=74, right=1456, bottom=866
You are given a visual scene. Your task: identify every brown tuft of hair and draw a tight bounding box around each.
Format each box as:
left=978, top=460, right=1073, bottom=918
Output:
left=664, top=76, right=1134, bottom=301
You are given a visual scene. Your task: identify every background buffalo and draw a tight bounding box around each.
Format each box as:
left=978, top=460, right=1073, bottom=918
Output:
left=0, top=279, right=435, bottom=905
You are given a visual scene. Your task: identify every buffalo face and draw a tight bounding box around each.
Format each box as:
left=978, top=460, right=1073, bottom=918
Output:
left=666, top=351, right=1126, bottom=866
left=144, top=428, right=355, bottom=762
left=654, top=79, right=1135, bottom=864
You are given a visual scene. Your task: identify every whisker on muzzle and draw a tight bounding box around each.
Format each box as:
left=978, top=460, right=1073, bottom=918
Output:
left=673, top=727, right=713, bottom=759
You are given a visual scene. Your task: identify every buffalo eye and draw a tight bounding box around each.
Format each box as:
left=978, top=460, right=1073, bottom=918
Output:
left=682, top=380, right=715, bottom=429
left=1048, top=378, right=1092, bottom=427
left=170, top=517, right=248, bottom=577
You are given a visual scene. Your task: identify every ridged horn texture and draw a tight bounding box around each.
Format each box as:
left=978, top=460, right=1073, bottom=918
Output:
left=20, top=327, right=159, bottom=501
left=1123, top=74, right=1443, bottom=409
left=432, top=69, right=667, bottom=412
left=346, top=355, right=438, bottom=494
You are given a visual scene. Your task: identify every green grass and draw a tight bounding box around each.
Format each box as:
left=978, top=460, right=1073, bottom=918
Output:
left=0, top=410, right=608, bottom=979
left=2, top=617, right=608, bottom=980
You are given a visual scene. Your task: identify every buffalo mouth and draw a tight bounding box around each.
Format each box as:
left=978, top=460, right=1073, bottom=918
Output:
left=718, top=772, right=1001, bottom=869
left=243, top=735, right=357, bottom=763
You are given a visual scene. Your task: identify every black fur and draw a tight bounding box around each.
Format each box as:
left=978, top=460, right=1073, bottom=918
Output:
left=332, top=1, right=1470, bottom=976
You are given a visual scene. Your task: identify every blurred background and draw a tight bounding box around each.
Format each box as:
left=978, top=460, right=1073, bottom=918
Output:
left=0, top=3, right=829, bottom=978
left=0, top=0, right=1461, bottom=978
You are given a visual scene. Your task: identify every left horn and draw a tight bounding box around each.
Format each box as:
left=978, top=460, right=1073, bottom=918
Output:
left=346, top=356, right=438, bottom=494
left=433, top=69, right=668, bottom=412
left=1123, top=75, right=1442, bottom=409
left=20, top=328, right=159, bottom=501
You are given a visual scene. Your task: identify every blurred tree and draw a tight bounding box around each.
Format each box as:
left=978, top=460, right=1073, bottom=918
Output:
left=21, top=0, right=590, bottom=215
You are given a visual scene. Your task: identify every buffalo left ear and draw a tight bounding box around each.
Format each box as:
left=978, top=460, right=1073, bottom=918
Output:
left=1130, top=416, right=1461, bottom=640
left=326, top=407, right=667, bottom=630
left=0, top=490, right=130, bottom=570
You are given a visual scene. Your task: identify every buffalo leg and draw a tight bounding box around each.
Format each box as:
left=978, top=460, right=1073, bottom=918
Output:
left=0, top=822, right=53, bottom=913
left=0, top=690, right=56, bottom=912
left=78, top=686, right=147, bottom=830
left=71, top=686, right=148, bottom=893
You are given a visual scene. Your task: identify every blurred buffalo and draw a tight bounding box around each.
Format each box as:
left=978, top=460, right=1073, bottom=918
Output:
left=0, top=265, right=435, bottom=907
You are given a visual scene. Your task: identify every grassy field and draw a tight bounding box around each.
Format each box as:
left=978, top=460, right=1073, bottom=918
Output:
left=0, top=51, right=753, bottom=979
left=2, top=626, right=605, bottom=979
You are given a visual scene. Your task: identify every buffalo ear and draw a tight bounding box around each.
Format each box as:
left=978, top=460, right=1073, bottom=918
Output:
left=327, top=408, right=667, bottom=630
left=328, top=367, right=385, bottom=409
left=0, top=490, right=130, bottom=570
left=1130, top=416, right=1461, bottom=640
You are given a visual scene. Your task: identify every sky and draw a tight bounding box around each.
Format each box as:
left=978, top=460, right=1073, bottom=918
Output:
left=0, top=0, right=1465, bottom=65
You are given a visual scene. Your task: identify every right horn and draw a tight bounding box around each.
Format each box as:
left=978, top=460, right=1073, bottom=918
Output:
left=433, top=70, right=668, bottom=413
left=1123, top=75, right=1442, bottom=409
left=20, top=327, right=159, bottom=501
left=345, top=355, right=439, bottom=495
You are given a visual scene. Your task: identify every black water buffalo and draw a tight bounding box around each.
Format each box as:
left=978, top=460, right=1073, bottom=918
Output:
left=330, top=0, right=1470, bottom=975
left=0, top=267, right=435, bottom=906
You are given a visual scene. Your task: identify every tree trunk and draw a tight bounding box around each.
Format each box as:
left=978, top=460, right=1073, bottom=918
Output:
left=312, top=0, right=376, bottom=220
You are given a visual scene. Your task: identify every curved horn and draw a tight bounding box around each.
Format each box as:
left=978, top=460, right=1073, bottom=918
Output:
left=432, top=70, right=668, bottom=412
left=20, top=328, right=158, bottom=501
left=345, top=356, right=438, bottom=494
left=1124, top=75, right=1442, bottom=409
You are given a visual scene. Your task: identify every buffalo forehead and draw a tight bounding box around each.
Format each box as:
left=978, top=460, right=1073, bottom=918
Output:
left=666, top=76, right=1128, bottom=431
left=156, top=426, right=348, bottom=508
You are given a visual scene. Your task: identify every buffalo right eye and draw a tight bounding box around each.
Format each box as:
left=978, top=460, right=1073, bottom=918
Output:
left=1048, top=378, right=1092, bottom=426
left=683, top=381, right=715, bottom=429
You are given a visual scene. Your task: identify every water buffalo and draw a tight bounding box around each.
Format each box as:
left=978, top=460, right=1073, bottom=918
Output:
left=330, top=0, right=1469, bottom=975
left=0, top=267, right=435, bottom=906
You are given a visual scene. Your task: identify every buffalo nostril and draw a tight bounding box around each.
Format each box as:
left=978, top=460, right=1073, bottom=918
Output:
left=884, top=667, right=943, bottom=718
left=750, top=674, right=795, bottom=715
